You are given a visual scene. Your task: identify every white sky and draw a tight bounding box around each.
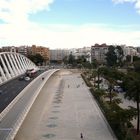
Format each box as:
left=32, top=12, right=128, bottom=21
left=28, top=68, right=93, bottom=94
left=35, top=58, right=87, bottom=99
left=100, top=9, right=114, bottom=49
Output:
left=0, top=0, right=140, bottom=49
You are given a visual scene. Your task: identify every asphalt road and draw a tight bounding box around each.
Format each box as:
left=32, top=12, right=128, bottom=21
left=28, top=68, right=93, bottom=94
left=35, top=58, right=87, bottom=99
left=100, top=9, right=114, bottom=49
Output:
left=0, top=70, right=57, bottom=140
left=0, top=70, right=44, bottom=113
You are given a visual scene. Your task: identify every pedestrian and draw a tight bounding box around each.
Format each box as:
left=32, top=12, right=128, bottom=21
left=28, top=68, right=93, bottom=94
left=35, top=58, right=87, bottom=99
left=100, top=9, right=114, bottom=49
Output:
left=80, top=133, right=83, bottom=139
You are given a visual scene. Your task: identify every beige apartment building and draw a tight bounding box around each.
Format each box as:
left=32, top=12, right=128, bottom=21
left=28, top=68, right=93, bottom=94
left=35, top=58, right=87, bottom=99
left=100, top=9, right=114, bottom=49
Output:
left=31, top=45, right=50, bottom=64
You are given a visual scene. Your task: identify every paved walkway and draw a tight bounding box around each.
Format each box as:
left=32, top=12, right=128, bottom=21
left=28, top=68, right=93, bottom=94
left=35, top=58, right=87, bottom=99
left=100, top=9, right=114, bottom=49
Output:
left=15, top=70, right=116, bottom=140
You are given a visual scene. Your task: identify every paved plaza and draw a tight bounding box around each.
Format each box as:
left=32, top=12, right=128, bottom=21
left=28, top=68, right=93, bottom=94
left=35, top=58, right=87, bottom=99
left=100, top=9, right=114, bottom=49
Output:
left=15, top=70, right=117, bottom=140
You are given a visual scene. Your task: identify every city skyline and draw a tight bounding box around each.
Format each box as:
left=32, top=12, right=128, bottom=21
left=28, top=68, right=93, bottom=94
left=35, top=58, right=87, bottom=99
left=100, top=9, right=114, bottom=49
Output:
left=0, top=0, right=140, bottom=49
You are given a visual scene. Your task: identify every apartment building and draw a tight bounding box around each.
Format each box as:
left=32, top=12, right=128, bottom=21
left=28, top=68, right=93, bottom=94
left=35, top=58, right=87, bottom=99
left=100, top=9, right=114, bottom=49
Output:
left=121, top=45, right=139, bottom=62
left=1, top=46, right=18, bottom=53
left=70, top=47, right=91, bottom=62
left=50, top=49, right=69, bottom=63
left=91, top=43, right=108, bottom=63
left=31, top=45, right=50, bottom=64
left=18, top=45, right=29, bottom=56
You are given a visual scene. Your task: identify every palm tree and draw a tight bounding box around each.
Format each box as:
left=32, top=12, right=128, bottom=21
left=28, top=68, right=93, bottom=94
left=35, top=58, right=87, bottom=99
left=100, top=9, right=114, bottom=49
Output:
left=124, top=72, right=140, bottom=135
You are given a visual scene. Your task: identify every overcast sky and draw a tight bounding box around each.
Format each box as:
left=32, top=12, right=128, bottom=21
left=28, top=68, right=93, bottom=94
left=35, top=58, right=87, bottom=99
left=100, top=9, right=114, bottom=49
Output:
left=0, top=0, right=140, bottom=49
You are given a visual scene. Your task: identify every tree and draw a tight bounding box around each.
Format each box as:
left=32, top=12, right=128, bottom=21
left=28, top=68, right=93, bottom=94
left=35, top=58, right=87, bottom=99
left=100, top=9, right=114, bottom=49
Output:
left=124, top=72, right=140, bottom=135
left=97, top=68, right=100, bottom=89
left=106, top=78, right=116, bottom=104
left=126, top=55, right=131, bottom=62
left=133, top=60, right=140, bottom=73
left=68, top=52, right=75, bottom=65
left=116, top=46, right=124, bottom=67
left=83, top=61, right=92, bottom=69
left=133, top=56, right=140, bottom=62
left=98, top=67, right=124, bottom=104
left=96, top=67, right=104, bottom=89
left=106, top=45, right=117, bottom=67
left=106, top=105, right=136, bottom=139
left=91, top=70, right=97, bottom=87
left=104, top=73, right=121, bottom=104
left=91, top=59, right=98, bottom=69
left=77, top=55, right=86, bottom=64
left=63, top=56, right=68, bottom=64
left=28, top=54, right=44, bottom=65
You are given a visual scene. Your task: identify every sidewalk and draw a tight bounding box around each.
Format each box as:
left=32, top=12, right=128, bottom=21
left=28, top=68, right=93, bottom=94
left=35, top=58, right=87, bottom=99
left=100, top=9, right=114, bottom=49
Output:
left=15, top=70, right=116, bottom=140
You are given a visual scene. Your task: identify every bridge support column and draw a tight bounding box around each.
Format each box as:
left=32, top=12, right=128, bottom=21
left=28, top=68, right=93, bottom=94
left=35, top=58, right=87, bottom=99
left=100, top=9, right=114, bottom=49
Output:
left=0, top=55, right=11, bottom=79
left=3, top=54, right=15, bottom=77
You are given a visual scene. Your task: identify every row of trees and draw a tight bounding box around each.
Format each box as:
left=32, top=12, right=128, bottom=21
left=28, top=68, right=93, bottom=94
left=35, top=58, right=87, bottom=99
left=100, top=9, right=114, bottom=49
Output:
left=64, top=45, right=140, bottom=70
left=28, top=54, right=45, bottom=66
left=63, top=52, right=93, bottom=69
left=96, top=65, right=140, bottom=135
left=123, top=71, right=140, bottom=135
left=82, top=67, right=138, bottom=139
left=106, top=45, right=140, bottom=68
left=82, top=68, right=135, bottom=139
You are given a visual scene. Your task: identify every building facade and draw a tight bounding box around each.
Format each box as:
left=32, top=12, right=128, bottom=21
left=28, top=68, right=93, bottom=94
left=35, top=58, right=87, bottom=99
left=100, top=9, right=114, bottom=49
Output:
left=18, top=45, right=29, bottom=56
left=31, top=45, right=50, bottom=64
left=50, top=49, right=69, bottom=63
left=70, top=47, right=91, bottom=62
left=0, top=45, right=50, bottom=64
left=121, top=45, right=139, bottom=62
left=1, top=46, right=18, bottom=53
left=91, top=43, right=108, bottom=63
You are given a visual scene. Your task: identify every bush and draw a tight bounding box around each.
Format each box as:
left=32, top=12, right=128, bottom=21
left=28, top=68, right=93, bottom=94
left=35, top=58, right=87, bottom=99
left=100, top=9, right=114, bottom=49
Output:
left=81, top=73, right=92, bottom=87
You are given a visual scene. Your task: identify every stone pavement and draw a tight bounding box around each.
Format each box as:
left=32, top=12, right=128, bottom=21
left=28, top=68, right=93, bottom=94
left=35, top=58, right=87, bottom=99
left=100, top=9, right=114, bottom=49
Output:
left=15, top=70, right=117, bottom=140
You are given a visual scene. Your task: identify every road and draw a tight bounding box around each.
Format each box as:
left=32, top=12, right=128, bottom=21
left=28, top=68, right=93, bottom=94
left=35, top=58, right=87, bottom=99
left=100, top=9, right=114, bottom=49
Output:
left=0, top=70, right=57, bottom=140
left=15, top=69, right=117, bottom=140
left=0, top=70, right=44, bottom=113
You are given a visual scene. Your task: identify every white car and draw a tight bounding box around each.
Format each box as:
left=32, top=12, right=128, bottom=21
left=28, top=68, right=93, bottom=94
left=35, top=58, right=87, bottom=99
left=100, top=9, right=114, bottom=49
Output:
left=24, top=77, right=30, bottom=81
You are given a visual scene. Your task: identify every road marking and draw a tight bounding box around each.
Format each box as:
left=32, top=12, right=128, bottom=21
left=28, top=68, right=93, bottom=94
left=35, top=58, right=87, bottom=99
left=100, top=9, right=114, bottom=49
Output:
left=0, top=128, right=12, bottom=131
